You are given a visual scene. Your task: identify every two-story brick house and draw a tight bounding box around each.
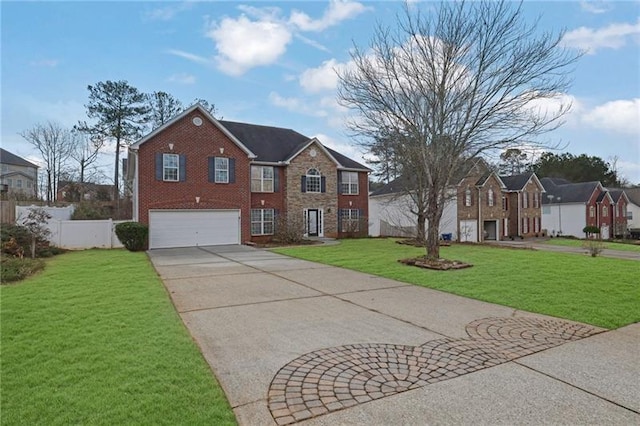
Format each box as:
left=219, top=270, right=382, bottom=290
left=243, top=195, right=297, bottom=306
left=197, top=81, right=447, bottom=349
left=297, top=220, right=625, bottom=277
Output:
left=128, top=104, right=369, bottom=249
left=457, top=165, right=544, bottom=242
left=541, top=178, right=629, bottom=239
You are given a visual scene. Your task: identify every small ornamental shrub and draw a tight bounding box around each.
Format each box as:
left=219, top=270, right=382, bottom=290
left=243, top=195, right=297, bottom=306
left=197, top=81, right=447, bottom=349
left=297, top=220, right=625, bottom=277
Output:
left=115, top=222, right=148, bottom=251
left=583, top=225, right=600, bottom=239
left=583, top=239, right=605, bottom=257
left=273, top=212, right=305, bottom=244
left=72, top=202, right=111, bottom=220
left=1, top=256, right=45, bottom=283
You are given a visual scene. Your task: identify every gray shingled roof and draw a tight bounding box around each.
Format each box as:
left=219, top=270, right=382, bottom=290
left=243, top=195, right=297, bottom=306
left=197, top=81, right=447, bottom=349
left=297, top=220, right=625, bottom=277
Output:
left=0, top=148, right=38, bottom=168
left=607, top=189, right=625, bottom=203
left=500, top=172, right=534, bottom=191
left=622, top=187, right=640, bottom=206
left=219, top=120, right=368, bottom=170
left=540, top=177, right=600, bottom=204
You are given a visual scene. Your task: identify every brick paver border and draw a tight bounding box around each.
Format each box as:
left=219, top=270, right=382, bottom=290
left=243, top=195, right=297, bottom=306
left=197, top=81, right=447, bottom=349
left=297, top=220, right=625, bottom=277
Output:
left=268, top=317, right=603, bottom=425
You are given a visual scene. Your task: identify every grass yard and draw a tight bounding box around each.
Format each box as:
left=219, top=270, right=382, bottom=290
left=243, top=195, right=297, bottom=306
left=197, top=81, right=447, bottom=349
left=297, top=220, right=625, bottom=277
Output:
left=544, top=238, right=640, bottom=253
left=1, top=250, right=236, bottom=426
left=274, top=239, right=639, bottom=329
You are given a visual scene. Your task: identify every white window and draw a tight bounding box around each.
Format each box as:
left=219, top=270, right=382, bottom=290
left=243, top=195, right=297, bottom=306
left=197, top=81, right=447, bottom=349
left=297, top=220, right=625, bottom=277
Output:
left=589, top=206, right=595, bottom=218
left=533, top=192, right=539, bottom=208
left=6, top=178, right=12, bottom=187
left=251, top=166, right=274, bottom=192
left=603, top=205, right=608, bottom=217
left=306, top=168, right=321, bottom=193
left=163, top=153, right=179, bottom=181
left=523, top=217, right=529, bottom=234
left=215, top=157, right=229, bottom=183
left=251, top=209, right=274, bottom=235
left=341, top=209, right=360, bottom=232
left=502, top=196, right=508, bottom=211
left=522, top=191, right=528, bottom=208
left=487, top=189, right=494, bottom=207
left=341, top=171, right=359, bottom=195
left=16, top=179, right=23, bottom=188
left=464, top=189, right=472, bottom=206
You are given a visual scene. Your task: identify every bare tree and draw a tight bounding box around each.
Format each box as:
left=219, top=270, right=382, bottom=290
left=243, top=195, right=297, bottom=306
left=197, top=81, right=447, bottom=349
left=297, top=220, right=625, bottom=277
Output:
left=338, top=1, right=580, bottom=260
left=190, top=98, right=220, bottom=117
left=147, top=91, right=184, bottom=129
left=20, top=122, right=74, bottom=205
left=69, top=130, right=104, bottom=184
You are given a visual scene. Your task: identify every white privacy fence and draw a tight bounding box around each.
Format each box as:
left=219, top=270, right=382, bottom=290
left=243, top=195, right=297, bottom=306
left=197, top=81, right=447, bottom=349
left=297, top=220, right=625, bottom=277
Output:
left=47, top=219, right=126, bottom=249
left=15, top=205, right=127, bottom=249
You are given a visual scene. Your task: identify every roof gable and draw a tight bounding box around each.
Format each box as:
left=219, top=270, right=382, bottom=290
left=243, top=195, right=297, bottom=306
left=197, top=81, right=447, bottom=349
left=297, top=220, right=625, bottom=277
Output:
left=0, top=148, right=38, bottom=168
left=541, top=178, right=602, bottom=204
left=130, top=104, right=256, bottom=158
left=500, top=172, right=544, bottom=192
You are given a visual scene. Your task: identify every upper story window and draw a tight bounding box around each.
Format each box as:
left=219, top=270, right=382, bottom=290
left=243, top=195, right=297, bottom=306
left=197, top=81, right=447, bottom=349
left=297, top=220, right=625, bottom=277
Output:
left=251, top=166, right=274, bottom=192
left=306, top=168, right=321, bottom=193
left=16, top=179, right=23, bottom=188
left=602, top=205, right=608, bottom=217
left=464, top=188, right=472, bottom=206
left=487, top=189, right=494, bottom=207
left=533, top=192, right=540, bottom=208
left=522, top=191, right=528, bottom=208
left=502, top=195, right=508, bottom=211
left=163, top=154, right=179, bottom=181
left=341, top=171, right=359, bottom=195
left=215, top=157, right=229, bottom=183
left=589, top=206, right=595, bottom=217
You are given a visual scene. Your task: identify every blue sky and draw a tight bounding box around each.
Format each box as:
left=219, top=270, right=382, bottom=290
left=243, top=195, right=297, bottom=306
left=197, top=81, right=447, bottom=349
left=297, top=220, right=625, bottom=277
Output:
left=2, top=1, right=639, bottom=183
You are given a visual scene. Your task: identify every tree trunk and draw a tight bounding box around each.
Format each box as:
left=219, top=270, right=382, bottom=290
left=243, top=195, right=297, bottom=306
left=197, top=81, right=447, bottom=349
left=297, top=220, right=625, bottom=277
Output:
left=425, top=193, right=445, bottom=261
left=416, top=213, right=426, bottom=244
left=31, top=236, right=36, bottom=259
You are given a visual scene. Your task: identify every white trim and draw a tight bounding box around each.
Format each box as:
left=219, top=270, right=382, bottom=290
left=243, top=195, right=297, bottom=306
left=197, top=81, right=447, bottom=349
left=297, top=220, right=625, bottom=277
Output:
left=286, top=138, right=341, bottom=167
left=303, top=208, right=324, bottom=237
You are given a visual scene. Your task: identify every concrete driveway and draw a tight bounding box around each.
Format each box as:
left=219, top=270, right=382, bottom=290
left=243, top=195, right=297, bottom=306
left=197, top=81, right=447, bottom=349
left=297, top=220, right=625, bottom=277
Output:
left=148, top=245, right=639, bottom=425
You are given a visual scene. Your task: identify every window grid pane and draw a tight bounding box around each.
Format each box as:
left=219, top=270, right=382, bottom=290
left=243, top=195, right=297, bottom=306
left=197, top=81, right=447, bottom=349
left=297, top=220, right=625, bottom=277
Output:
left=250, top=209, right=274, bottom=235
left=215, top=157, right=228, bottom=183
left=163, top=154, right=179, bottom=181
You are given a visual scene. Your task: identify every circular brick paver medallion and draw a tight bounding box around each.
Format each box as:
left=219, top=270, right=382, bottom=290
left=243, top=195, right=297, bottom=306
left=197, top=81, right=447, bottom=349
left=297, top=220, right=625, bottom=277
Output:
left=268, top=317, right=603, bottom=425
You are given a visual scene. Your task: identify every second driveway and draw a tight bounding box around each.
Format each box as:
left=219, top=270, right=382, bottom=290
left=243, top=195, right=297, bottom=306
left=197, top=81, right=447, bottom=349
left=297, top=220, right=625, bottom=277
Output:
left=148, top=245, right=638, bottom=425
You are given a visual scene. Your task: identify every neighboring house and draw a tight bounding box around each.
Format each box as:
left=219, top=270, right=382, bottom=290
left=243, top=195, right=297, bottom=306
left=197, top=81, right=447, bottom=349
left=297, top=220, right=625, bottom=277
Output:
left=127, top=104, right=370, bottom=249
left=540, top=178, right=628, bottom=239
left=457, top=167, right=545, bottom=242
left=368, top=176, right=458, bottom=238
left=623, top=187, right=640, bottom=230
left=0, top=148, right=38, bottom=198
left=57, top=181, right=115, bottom=202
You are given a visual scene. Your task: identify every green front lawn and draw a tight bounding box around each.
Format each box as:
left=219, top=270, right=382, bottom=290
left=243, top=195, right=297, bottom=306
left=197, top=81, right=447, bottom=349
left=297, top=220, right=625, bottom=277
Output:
left=274, top=239, right=639, bottom=329
left=1, top=250, right=236, bottom=426
left=544, top=238, right=640, bottom=253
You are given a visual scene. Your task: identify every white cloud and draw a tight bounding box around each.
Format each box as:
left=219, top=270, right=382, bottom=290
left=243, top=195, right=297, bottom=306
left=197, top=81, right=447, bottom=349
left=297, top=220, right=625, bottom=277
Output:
left=579, top=1, right=612, bottom=14
left=561, top=19, right=640, bottom=54
left=206, top=15, right=292, bottom=76
left=145, top=2, right=194, bottom=21
left=615, top=159, right=640, bottom=185
left=268, top=92, right=327, bottom=117
left=30, top=59, right=59, bottom=68
left=166, top=49, right=212, bottom=65
left=167, top=73, right=196, bottom=85
left=289, top=0, right=368, bottom=32
left=299, top=59, right=347, bottom=93
left=582, top=98, right=640, bottom=135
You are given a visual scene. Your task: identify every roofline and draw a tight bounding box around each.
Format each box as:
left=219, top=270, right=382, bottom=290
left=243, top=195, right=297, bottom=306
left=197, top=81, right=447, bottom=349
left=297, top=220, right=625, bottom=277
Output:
left=0, top=170, right=37, bottom=179
left=129, top=104, right=257, bottom=159
left=338, top=167, right=371, bottom=173
left=285, top=138, right=342, bottom=167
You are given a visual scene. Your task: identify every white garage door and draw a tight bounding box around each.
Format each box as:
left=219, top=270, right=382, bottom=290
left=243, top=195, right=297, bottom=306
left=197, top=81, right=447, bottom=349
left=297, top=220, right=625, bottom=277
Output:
left=149, top=210, right=240, bottom=249
left=459, top=220, right=478, bottom=242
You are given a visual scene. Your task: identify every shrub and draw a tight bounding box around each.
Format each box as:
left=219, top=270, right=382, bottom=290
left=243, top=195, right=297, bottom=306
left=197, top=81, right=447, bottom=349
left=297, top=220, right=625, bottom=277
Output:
left=273, top=212, right=305, bottom=244
left=72, top=202, right=112, bottom=220
left=1, top=224, right=31, bottom=256
left=583, top=225, right=600, bottom=239
left=1, top=256, right=45, bottom=283
left=115, top=222, right=148, bottom=251
left=583, top=239, right=605, bottom=257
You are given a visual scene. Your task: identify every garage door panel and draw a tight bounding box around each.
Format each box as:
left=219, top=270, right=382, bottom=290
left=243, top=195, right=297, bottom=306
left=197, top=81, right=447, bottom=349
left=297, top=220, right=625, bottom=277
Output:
left=149, top=210, right=240, bottom=249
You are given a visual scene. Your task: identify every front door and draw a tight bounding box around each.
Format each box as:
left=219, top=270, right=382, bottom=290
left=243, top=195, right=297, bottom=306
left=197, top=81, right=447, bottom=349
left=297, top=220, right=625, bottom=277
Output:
left=307, top=209, right=319, bottom=236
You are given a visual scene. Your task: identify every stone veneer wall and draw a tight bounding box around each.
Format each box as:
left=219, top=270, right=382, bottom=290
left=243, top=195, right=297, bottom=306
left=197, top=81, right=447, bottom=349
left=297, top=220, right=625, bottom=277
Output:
left=285, top=143, right=339, bottom=237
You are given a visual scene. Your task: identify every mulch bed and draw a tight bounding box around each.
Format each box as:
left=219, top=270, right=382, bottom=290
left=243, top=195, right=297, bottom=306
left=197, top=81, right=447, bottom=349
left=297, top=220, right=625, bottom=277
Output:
left=398, top=256, right=472, bottom=271
left=395, top=239, right=451, bottom=247
left=246, top=240, right=323, bottom=249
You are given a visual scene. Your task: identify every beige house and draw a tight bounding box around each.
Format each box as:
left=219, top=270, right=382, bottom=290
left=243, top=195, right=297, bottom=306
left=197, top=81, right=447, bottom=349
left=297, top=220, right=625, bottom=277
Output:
left=0, top=148, right=38, bottom=198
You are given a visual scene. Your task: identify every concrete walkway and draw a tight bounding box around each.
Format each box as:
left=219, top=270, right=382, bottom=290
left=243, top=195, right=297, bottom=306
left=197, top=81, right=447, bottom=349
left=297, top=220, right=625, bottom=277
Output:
left=148, top=245, right=639, bottom=425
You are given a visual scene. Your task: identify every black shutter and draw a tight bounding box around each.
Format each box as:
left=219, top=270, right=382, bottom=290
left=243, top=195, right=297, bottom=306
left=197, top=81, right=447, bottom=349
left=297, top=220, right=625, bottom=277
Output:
left=337, top=209, right=343, bottom=233
left=321, top=176, right=326, bottom=193
left=337, top=171, right=342, bottom=194
left=274, top=208, right=280, bottom=232
left=179, top=155, right=186, bottom=182
left=274, top=168, right=279, bottom=192
left=301, top=176, right=307, bottom=193
left=208, top=157, right=215, bottom=183
left=229, top=158, right=236, bottom=183
left=155, top=153, right=163, bottom=181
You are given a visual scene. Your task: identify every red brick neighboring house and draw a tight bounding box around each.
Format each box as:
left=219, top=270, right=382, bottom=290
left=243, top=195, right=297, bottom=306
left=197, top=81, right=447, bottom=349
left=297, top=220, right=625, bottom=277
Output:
left=127, top=104, right=369, bottom=249
left=457, top=164, right=544, bottom=242
left=540, top=178, right=629, bottom=239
